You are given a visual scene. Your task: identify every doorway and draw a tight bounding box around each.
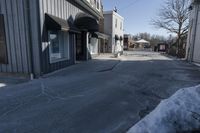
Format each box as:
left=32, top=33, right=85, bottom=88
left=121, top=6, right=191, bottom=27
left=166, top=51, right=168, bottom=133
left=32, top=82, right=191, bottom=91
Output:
left=76, top=32, right=87, bottom=61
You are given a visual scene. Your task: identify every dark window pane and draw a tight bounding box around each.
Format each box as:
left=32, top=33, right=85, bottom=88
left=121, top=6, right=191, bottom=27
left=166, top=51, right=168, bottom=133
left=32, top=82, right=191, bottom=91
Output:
left=0, top=14, right=8, bottom=64
left=49, top=31, right=59, bottom=53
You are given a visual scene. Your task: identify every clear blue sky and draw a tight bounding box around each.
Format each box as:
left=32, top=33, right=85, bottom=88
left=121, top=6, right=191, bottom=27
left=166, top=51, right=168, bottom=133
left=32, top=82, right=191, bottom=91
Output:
left=102, top=0, right=170, bottom=37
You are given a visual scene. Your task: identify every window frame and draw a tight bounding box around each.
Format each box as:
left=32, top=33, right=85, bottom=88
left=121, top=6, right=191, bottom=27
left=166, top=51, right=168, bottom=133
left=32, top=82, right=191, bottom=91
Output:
left=48, top=31, right=70, bottom=64
left=0, top=14, right=8, bottom=64
left=115, top=18, right=118, bottom=28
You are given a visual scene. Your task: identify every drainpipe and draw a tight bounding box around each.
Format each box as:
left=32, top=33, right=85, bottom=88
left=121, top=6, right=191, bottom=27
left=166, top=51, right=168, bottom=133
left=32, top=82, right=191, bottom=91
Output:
left=26, top=0, right=34, bottom=80
left=27, top=0, right=42, bottom=80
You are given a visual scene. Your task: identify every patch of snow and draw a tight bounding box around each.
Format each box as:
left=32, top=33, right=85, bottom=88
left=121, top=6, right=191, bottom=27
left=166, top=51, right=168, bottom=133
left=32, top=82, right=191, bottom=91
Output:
left=0, top=83, right=6, bottom=88
left=127, top=85, right=200, bottom=133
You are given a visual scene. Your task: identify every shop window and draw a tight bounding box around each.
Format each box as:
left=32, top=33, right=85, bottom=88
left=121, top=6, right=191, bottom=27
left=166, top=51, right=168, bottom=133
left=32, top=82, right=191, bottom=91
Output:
left=0, top=14, right=8, bottom=64
left=89, top=38, right=98, bottom=54
left=49, top=31, right=70, bottom=63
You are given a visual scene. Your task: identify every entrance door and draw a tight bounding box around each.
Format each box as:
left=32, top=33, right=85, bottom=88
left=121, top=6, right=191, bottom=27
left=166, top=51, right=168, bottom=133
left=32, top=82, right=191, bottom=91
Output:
left=76, top=34, right=83, bottom=60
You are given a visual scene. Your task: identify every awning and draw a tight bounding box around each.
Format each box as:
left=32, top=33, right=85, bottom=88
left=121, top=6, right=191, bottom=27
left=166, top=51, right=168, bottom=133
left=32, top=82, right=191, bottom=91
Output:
left=136, top=39, right=150, bottom=44
left=91, top=32, right=98, bottom=38
left=74, top=12, right=99, bottom=32
left=45, top=14, right=80, bottom=33
left=90, top=32, right=109, bottom=39
left=95, top=32, right=109, bottom=39
left=120, top=36, right=123, bottom=41
left=115, top=35, right=120, bottom=40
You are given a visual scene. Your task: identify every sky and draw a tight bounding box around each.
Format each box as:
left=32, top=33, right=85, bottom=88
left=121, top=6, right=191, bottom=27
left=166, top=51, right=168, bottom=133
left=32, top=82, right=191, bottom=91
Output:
left=102, top=0, right=170, bottom=37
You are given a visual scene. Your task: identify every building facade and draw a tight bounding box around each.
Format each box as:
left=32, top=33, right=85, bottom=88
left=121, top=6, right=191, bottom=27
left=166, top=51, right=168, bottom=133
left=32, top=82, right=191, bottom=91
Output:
left=186, top=0, right=200, bottom=63
left=0, top=0, right=103, bottom=77
left=103, top=11, right=124, bottom=55
left=123, top=34, right=134, bottom=50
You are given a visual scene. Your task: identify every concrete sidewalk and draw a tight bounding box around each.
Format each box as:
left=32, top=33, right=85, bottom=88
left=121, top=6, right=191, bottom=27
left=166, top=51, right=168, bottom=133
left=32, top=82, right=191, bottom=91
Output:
left=0, top=73, right=29, bottom=88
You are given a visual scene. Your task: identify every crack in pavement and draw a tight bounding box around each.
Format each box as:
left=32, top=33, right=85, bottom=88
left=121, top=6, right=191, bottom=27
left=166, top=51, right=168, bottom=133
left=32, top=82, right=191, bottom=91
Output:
left=0, top=102, right=24, bottom=120
left=136, top=89, right=166, bottom=100
left=35, top=83, right=85, bottom=102
left=97, top=61, right=121, bottom=72
left=0, top=83, right=85, bottom=120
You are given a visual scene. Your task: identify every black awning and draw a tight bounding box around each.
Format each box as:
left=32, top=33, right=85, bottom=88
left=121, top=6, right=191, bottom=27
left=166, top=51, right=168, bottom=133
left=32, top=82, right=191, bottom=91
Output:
left=90, top=32, right=110, bottom=39
left=95, top=32, right=110, bottom=39
left=120, top=36, right=123, bottom=41
left=115, top=35, right=120, bottom=40
left=45, top=14, right=80, bottom=33
left=91, top=32, right=98, bottom=38
left=74, top=13, right=99, bottom=32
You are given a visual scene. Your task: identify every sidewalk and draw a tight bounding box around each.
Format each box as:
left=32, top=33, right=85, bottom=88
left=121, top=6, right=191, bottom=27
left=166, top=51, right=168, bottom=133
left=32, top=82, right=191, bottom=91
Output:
left=93, top=53, right=119, bottom=60
left=0, top=73, right=29, bottom=88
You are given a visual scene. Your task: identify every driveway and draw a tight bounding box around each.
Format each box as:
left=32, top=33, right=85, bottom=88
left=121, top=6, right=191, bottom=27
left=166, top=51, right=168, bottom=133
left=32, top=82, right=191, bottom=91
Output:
left=0, top=51, right=200, bottom=133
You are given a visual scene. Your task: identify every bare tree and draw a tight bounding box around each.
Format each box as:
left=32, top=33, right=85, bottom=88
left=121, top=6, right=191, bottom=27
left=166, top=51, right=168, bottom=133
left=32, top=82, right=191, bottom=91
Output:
left=152, top=0, right=190, bottom=55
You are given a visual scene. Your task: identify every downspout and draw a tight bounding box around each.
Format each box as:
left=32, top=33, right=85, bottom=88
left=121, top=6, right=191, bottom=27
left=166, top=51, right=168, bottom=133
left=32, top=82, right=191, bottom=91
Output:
left=27, top=0, right=42, bottom=79
left=26, top=0, right=34, bottom=80
left=35, top=0, right=43, bottom=77
left=190, top=4, right=199, bottom=63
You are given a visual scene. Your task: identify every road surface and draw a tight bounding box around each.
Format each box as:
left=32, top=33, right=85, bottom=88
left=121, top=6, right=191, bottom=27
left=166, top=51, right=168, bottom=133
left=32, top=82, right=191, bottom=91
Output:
left=0, top=51, right=200, bottom=133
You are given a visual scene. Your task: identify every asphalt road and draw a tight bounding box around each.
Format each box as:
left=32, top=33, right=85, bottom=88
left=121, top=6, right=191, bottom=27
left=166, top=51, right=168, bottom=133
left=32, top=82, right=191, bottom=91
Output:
left=0, top=51, right=200, bottom=133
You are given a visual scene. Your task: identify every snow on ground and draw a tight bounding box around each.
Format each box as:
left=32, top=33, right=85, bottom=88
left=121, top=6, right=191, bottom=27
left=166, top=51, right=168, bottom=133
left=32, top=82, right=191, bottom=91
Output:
left=0, top=83, right=6, bottom=88
left=128, top=85, right=200, bottom=133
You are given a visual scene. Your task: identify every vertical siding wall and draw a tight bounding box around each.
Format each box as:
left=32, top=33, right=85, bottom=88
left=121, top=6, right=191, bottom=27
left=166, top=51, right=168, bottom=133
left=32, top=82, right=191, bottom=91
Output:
left=187, top=4, right=200, bottom=63
left=39, top=0, right=83, bottom=26
left=0, top=0, right=31, bottom=74
left=193, top=6, right=200, bottom=63
left=39, top=0, right=85, bottom=74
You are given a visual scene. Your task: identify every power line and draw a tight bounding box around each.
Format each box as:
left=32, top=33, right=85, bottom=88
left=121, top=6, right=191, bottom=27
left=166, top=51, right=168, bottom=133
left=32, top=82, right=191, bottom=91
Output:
left=118, top=0, right=141, bottom=11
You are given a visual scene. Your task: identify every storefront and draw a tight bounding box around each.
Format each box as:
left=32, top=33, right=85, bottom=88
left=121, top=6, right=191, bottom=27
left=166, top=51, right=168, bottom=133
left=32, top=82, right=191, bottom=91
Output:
left=41, top=14, right=80, bottom=74
left=74, top=12, right=100, bottom=59
left=0, top=0, right=103, bottom=77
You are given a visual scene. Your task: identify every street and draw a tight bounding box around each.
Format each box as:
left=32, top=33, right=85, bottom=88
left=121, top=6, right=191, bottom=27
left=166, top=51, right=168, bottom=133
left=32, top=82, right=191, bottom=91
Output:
left=0, top=51, right=200, bottom=133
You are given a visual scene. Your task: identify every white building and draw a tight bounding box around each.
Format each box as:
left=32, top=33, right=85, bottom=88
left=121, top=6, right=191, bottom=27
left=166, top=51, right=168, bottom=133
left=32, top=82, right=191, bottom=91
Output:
left=103, top=11, right=124, bottom=55
left=186, top=0, right=200, bottom=63
left=136, top=39, right=150, bottom=48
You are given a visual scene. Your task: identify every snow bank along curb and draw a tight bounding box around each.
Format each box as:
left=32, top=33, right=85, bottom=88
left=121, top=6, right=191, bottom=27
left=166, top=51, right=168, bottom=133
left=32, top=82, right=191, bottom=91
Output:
left=128, top=85, right=200, bottom=133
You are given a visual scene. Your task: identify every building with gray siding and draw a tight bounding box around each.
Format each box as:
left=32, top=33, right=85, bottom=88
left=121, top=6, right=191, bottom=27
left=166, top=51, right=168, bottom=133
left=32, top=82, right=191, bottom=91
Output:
left=0, top=0, right=103, bottom=78
left=186, top=0, right=200, bottom=63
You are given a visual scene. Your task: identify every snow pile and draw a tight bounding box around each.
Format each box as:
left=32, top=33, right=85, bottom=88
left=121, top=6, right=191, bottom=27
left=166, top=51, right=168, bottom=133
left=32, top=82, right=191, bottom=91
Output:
left=128, top=85, right=200, bottom=133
